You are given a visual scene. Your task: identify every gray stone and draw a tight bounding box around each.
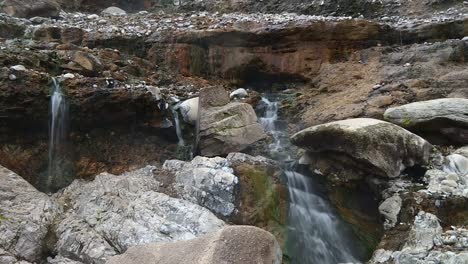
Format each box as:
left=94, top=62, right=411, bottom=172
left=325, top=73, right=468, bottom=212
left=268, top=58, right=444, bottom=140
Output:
left=199, top=102, right=266, bottom=157
left=163, top=156, right=238, bottom=216
left=101, top=7, right=127, bottom=16
left=384, top=98, right=468, bottom=144
left=443, top=154, right=468, bottom=175
left=378, top=195, right=402, bottom=230
left=454, top=146, right=468, bottom=159
left=106, top=226, right=282, bottom=264
left=291, top=118, right=432, bottom=178
left=54, top=169, right=225, bottom=264
left=404, top=211, right=442, bottom=252
left=0, top=166, right=61, bottom=263
left=230, top=88, right=248, bottom=99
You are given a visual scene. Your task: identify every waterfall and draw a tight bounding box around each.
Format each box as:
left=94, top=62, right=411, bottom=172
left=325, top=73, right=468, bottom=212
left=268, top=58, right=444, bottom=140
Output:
left=171, top=107, right=185, bottom=146
left=46, top=77, right=69, bottom=193
left=258, top=95, right=361, bottom=264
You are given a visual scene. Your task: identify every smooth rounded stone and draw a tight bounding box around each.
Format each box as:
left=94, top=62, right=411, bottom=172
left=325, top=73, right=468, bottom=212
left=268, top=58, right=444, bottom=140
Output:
left=370, top=249, right=393, bottom=263
left=179, top=97, right=199, bottom=125
left=454, top=146, right=468, bottom=158
left=163, top=156, right=237, bottom=216
left=106, top=226, right=282, bottom=264
left=54, top=169, right=225, bottom=264
left=291, top=118, right=432, bottom=178
left=1, top=0, right=60, bottom=18
left=8, top=74, right=17, bottom=80
left=199, top=102, right=266, bottom=157
left=10, top=64, right=26, bottom=71
left=441, top=179, right=458, bottom=188
left=0, top=166, right=61, bottom=262
left=378, top=195, right=402, bottom=230
left=101, top=6, right=127, bottom=16
left=62, top=73, right=75, bottom=79
left=230, top=88, right=248, bottom=99
left=384, top=98, right=468, bottom=143
left=443, top=154, right=468, bottom=175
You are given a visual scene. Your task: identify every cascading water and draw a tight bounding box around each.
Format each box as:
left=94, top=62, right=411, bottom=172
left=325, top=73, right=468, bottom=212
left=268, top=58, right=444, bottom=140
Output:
left=257, top=95, right=361, bottom=264
left=45, top=77, right=69, bottom=193
left=171, top=107, right=185, bottom=146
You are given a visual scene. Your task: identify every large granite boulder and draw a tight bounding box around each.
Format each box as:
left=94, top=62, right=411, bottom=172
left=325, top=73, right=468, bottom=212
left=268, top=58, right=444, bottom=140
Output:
left=0, top=166, right=61, bottom=263
left=291, top=118, right=432, bottom=178
left=199, top=102, right=266, bottom=156
left=53, top=166, right=225, bottom=264
left=106, top=226, right=282, bottom=264
left=1, top=0, right=60, bottom=18
left=162, top=156, right=238, bottom=217
left=384, top=98, right=468, bottom=144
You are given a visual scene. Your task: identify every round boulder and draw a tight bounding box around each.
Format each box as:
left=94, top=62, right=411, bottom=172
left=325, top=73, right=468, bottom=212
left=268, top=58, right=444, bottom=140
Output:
left=291, top=118, right=432, bottom=178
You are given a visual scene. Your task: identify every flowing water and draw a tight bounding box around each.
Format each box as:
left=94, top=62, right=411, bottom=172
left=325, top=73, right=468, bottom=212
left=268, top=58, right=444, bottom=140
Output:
left=171, top=107, right=185, bottom=146
left=258, top=95, right=361, bottom=264
left=45, top=77, right=70, bottom=192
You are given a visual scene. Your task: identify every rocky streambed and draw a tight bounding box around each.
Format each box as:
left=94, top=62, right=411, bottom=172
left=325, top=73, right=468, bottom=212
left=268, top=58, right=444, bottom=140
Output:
left=0, top=0, right=467, bottom=264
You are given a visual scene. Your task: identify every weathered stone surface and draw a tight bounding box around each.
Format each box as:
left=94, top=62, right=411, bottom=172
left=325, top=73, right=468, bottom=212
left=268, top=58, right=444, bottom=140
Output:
left=72, top=51, right=103, bottom=74
left=291, top=118, right=432, bottom=178
left=378, top=195, right=402, bottom=230
left=0, top=166, right=61, bottom=262
left=1, top=0, right=60, bottom=18
left=106, top=226, right=282, bottom=264
left=370, top=211, right=468, bottom=264
left=199, top=86, right=230, bottom=108
left=163, top=156, right=238, bottom=216
left=54, top=168, right=225, bottom=263
left=199, top=102, right=266, bottom=157
left=384, top=98, right=468, bottom=144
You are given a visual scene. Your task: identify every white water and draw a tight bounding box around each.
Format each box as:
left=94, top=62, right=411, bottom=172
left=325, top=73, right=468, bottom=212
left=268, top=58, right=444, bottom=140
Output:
left=171, top=107, right=185, bottom=146
left=47, top=77, right=69, bottom=192
left=258, top=96, right=360, bottom=264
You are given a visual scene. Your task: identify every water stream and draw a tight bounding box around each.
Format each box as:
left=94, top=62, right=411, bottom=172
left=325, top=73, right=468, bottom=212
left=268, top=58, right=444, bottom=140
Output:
left=171, top=107, right=185, bottom=146
left=45, top=77, right=69, bottom=193
left=257, top=95, right=361, bottom=264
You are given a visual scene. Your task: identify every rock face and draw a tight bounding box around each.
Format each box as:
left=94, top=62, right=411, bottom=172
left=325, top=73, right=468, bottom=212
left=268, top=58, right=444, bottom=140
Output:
left=225, top=153, right=288, bottom=243
left=291, top=118, right=432, bottom=178
left=1, top=0, right=60, bottom=18
left=378, top=195, right=402, bottom=230
left=163, top=156, right=238, bottom=216
left=53, top=167, right=225, bottom=263
left=0, top=166, right=60, bottom=263
left=199, top=102, right=266, bottom=156
left=384, top=98, right=468, bottom=144
left=106, top=226, right=282, bottom=264
left=370, top=211, right=468, bottom=264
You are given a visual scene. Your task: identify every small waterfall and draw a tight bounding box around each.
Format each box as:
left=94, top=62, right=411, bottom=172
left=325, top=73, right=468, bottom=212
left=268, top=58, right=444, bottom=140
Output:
left=46, top=77, right=69, bottom=192
left=171, top=107, right=185, bottom=146
left=258, top=95, right=361, bottom=264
